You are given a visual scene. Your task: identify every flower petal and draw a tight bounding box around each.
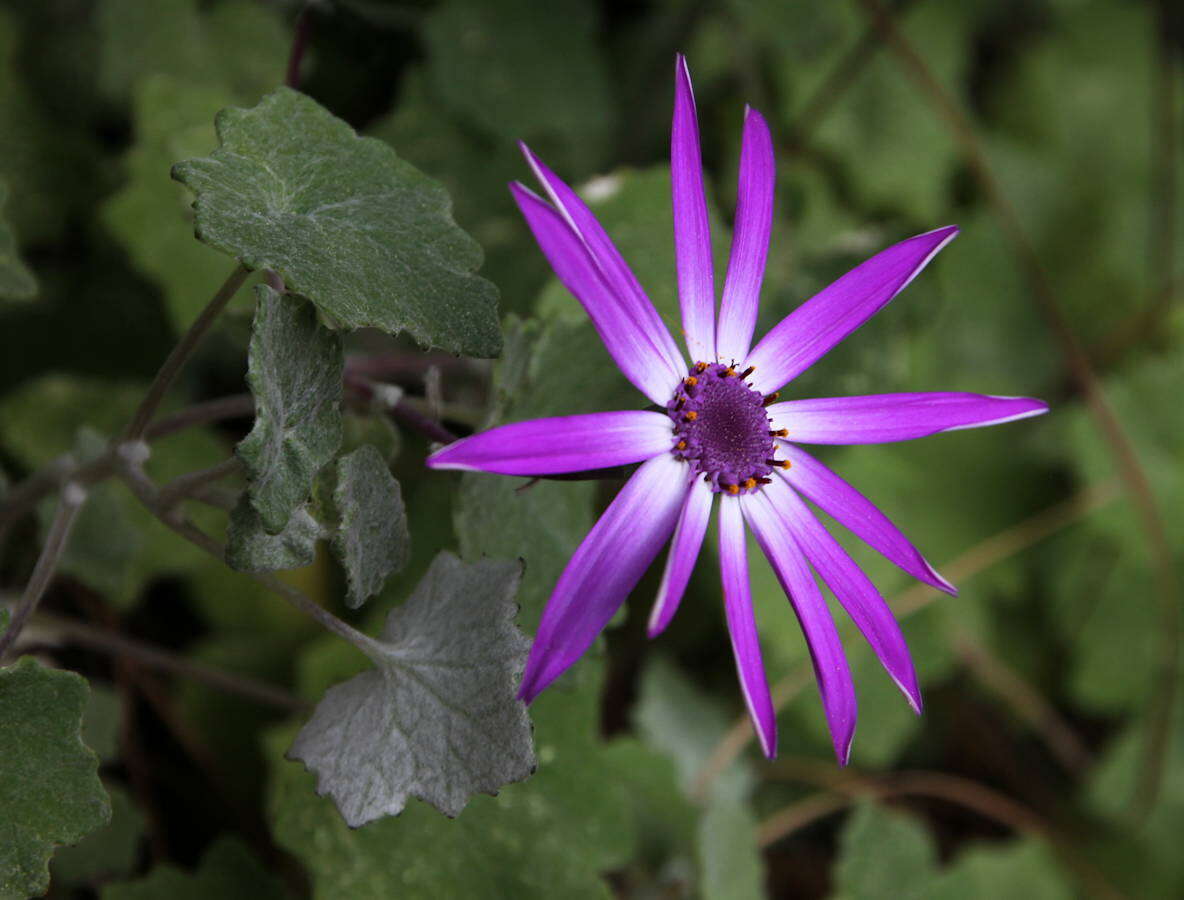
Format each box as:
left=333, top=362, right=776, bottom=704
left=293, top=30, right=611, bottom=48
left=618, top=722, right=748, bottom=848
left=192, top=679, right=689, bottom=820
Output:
left=778, top=443, right=956, bottom=595
left=716, top=106, right=775, bottom=364
left=511, top=182, right=682, bottom=405
left=519, top=453, right=690, bottom=702
left=741, top=490, right=857, bottom=764
left=427, top=410, right=673, bottom=476
left=768, top=393, right=1049, bottom=444
left=648, top=478, right=714, bottom=637
left=520, top=143, right=687, bottom=381
left=672, top=53, right=716, bottom=363
left=764, top=476, right=921, bottom=713
left=719, top=498, right=777, bottom=758
left=745, top=226, right=960, bottom=394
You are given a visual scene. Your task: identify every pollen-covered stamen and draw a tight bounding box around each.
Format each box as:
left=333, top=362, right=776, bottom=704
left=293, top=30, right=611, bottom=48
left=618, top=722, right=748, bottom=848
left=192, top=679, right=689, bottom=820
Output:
left=668, top=362, right=776, bottom=494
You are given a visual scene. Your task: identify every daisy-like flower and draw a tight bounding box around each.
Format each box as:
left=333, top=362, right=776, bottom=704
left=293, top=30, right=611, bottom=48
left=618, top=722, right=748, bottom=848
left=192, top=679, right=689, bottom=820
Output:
left=428, top=56, right=1047, bottom=762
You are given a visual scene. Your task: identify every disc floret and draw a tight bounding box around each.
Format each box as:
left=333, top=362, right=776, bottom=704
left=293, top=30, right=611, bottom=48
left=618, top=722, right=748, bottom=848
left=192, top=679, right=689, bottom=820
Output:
left=668, top=362, right=780, bottom=494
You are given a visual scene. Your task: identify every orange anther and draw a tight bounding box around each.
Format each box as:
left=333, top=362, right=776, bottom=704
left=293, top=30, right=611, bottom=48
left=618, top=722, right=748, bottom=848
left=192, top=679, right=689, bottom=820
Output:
left=770, top=428, right=788, bottom=438
left=725, top=484, right=740, bottom=495
left=695, top=361, right=708, bottom=372
left=676, top=440, right=687, bottom=451
left=684, top=410, right=698, bottom=422
left=684, top=376, right=698, bottom=387
left=743, top=477, right=756, bottom=490
left=723, top=367, right=736, bottom=377
left=779, top=460, right=792, bottom=470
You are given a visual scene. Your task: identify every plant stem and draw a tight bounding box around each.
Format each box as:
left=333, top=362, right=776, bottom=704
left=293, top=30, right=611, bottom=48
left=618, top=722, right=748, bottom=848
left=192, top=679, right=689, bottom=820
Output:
left=0, top=394, right=253, bottom=553
left=33, top=610, right=306, bottom=710
left=157, top=457, right=243, bottom=510
left=117, top=462, right=388, bottom=662
left=757, top=765, right=1125, bottom=900
left=0, top=484, right=87, bottom=662
left=124, top=263, right=251, bottom=442
left=285, top=2, right=314, bottom=89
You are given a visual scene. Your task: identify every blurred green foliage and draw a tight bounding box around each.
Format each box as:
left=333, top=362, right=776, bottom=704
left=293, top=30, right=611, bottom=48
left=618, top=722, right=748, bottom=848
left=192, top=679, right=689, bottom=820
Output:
left=0, top=0, right=1180, bottom=897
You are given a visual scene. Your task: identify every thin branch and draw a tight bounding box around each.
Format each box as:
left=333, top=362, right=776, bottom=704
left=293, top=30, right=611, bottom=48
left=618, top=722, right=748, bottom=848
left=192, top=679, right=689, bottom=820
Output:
left=0, top=484, right=87, bottom=662
left=856, top=0, right=1180, bottom=819
left=117, top=462, right=387, bottom=662
left=157, top=457, right=243, bottom=510
left=124, top=263, right=251, bottom=441
left=758, top=764, right=1127, bottom=900
left=31, top=611, right=306, bottom=711
left=952, top=629, right=1092, bottom=774
left=0, top=395, right=253, bottom=554
left=690, top=482, right=1120, bottom=801
left=285, top=2, right=314, bottom=89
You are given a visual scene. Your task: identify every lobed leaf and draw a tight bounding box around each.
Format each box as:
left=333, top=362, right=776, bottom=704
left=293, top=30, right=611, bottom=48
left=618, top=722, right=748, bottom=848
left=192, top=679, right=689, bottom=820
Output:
left=172, top=88, right=502, bottom=356
left=0, top=659, right=110, bottom=900
left=224, top=496, right=321, bottom=574
left=288, top=552, right=534, bottom=826
left=331, top=445, right=410, bottom=609
left=100, top=836, right=283, bottom=900
left=237, top=285, right=343, bottom=534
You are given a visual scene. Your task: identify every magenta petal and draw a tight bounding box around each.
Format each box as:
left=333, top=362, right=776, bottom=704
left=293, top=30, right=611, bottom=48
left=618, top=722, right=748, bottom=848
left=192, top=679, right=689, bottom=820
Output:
left=719, top=499, right=777, bottom=758
left=745, top=226, right=959, bottom=394
left=672, top=54, right=716, bottom=363
left=778, top=444, right=956, bottom=596
left=648, top=478, right=714, bottom=637
left=520, top=143, right=687, bottom=380
left=740, top=490, right=857, bottom=765
left=764, top=477, right=921, bottom=713
left=768, top=393, right=1048, bottom=444
left=426, top=410, right=673, bottom=476
left=716, top=106, right=775, bottom=364
left=518, top=454, right=690, bottom=702
left=511, top=182, right=683, bottom=405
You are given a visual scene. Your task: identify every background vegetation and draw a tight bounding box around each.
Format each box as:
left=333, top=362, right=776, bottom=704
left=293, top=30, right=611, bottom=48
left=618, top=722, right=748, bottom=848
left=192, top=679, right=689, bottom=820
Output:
left=0, top=0, right=1180, bottom=897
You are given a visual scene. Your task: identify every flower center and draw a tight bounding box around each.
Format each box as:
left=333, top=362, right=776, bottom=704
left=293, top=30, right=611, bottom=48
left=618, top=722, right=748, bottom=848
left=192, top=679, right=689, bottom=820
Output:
left=668, top=362, right=783, bottom=494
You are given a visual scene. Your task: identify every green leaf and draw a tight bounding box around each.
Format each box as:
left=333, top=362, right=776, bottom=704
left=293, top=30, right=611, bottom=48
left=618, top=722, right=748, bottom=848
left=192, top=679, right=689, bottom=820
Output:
left=237, top=286, right=343, bottom=534
left=52, top=785, right=145, bottom=888
left=330, top=445, right=410, bottom=609
left=422, top=0, right=614, bottom=170
left=288, top=553, right=534, bottom=826
left=97, top=0, right=287, bottom=104
left=455, top=317, right=611, bottom=629
left=271, top=661, right=642, bottom=899
left=102, top=76, right=253, bottom=329
left=925, top=838, right=1073, bottom=900
left=0, top=658, right=110, bottom=900
left=100, top=835, right=284, bottom=900
left=0, top=183, right=36, bottom=302
left=80, top=683, right=122, bottom=764
left=635, top=659, right=765, bottom=899
left=698, top=794, right=766, bottom=900
left=173, top=88, right=503, bottom=357
left=225, top=496, right=321, bottom=574
left=834, top=801, right=938, bottom=900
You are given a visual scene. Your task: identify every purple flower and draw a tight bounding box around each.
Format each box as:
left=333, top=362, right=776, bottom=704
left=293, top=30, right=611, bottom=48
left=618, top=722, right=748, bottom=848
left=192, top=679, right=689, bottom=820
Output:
left=427, top=56, right=1047, bottom=763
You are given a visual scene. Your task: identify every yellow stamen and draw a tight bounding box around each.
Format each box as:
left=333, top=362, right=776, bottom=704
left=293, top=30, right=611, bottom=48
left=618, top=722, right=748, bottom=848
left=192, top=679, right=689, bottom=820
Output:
left=684, top=375, right=698, bottom=387
left=725, top=484, right=740, bottom=495
left=743, top=477, right=756, bottom=490
left=684, top=410, right=698, bottom=422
